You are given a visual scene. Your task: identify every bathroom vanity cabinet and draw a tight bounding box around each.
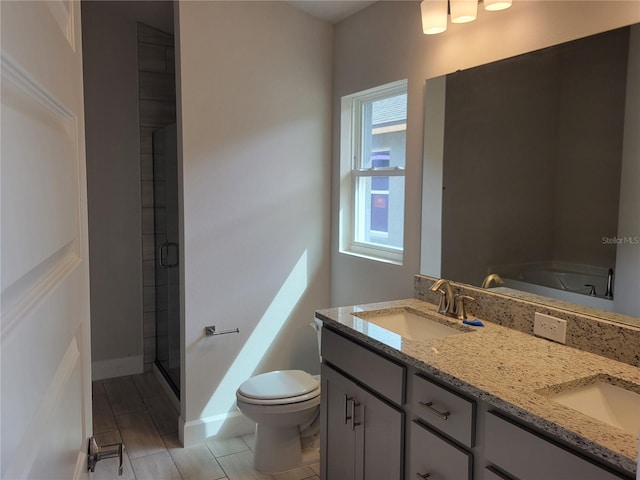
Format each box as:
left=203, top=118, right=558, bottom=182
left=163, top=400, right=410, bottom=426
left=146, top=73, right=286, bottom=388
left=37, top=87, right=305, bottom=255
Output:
left=319, top=323, right=634, bottom=480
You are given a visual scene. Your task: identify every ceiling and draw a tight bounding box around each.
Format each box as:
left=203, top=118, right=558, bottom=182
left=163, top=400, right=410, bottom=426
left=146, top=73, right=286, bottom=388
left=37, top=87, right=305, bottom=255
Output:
left=286, top=1, right=377, bottom=24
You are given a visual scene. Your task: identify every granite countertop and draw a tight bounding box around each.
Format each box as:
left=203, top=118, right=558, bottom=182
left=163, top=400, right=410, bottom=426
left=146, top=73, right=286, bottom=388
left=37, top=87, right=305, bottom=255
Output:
left=315, top=298, right=640, bottom=476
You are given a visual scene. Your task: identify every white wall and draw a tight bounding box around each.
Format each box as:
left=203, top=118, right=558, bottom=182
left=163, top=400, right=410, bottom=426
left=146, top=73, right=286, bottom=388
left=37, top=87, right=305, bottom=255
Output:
left=176, top=1, right=332, bottom=445
left=331, top=0, right=640, bottom=307
left=82, top=1, right=174, bottom=379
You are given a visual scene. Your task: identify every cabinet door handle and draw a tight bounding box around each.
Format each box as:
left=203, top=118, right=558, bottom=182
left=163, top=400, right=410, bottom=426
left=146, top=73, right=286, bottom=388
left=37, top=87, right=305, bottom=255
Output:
left=416, top=473, right=431, bottom=479
left=344, top=396, right=362, bottom=431
left=350, top=399, right=361, bottom=431
left=343, top=394, right=350, bottom=425
left=419, top=401, right=450, bottom=420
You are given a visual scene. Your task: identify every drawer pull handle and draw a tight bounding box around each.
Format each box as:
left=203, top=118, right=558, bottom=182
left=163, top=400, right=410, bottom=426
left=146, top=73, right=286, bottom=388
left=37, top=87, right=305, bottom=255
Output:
left=416, top=473, right=431, bottom=479
left=419, top=401, right=450, bottom=420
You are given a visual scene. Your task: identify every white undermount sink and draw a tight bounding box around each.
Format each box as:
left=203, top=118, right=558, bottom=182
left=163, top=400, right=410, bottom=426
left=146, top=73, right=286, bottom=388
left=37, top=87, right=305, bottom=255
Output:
left=351, top=307, right=472, bottom=341
left=543, top=378, right=640, bottom=435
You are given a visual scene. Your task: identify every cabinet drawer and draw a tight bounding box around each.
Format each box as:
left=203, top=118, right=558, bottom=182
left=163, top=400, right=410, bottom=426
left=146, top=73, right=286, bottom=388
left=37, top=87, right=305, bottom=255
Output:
left=409, top=420, right=472, bottom=480
left=411, top=373, right=475, bottom=447
left=321, top=327, right=405, bottom=405
left=485, top=412, right=629, bottom=480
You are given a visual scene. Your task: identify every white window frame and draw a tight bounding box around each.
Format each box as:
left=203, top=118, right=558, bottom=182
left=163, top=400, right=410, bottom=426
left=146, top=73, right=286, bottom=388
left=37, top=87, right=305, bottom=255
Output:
left=339, top=79, right=408, bottom=265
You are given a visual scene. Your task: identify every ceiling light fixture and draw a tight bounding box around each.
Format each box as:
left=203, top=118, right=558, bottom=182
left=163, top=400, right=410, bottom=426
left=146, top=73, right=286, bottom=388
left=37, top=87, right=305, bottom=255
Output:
left=421, top=0, right=512, bottom=34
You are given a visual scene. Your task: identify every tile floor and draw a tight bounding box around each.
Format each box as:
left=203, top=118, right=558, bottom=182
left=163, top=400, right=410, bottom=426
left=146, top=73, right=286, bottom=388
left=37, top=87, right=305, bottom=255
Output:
left=92, top=372, right=320, bottom=480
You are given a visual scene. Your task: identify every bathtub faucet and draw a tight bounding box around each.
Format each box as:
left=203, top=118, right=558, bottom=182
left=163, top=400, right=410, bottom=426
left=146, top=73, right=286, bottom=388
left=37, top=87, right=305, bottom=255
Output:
left=605, top=268, right=614, bottom=299
left=482, top=273, right=504, bottom=289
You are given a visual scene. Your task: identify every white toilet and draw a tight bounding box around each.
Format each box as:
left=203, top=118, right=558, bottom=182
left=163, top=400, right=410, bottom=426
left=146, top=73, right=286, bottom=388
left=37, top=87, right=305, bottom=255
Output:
left=236, top=322, right=322, bottom=473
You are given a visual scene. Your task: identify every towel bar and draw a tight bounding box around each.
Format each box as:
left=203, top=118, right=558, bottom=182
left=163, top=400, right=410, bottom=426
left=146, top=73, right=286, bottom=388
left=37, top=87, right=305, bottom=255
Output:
left=205, top=326, right=240, bottom=336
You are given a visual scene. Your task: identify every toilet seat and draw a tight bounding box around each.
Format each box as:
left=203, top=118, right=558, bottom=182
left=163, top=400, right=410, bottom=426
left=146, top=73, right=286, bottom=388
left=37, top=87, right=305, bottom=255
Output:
left=237, top=370, right=320, bottom=406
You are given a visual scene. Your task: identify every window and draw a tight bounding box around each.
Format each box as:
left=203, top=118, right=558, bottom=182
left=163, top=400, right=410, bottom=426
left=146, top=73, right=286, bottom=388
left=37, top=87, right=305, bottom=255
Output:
left=340, top=80, right=408, bottom=264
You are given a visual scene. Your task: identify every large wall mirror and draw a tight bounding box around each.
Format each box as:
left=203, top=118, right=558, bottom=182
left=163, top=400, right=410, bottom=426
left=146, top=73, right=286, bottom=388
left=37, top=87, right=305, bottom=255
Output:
left=420, top=24, right=640, bottom=326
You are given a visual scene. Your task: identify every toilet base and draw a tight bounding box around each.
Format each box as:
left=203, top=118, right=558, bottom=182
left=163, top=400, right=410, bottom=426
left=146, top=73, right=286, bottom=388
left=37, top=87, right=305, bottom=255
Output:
left=253, top=424, right=319, bottom=473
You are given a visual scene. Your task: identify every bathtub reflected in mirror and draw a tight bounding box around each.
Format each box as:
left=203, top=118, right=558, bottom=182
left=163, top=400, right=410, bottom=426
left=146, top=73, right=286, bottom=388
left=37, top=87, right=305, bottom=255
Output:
left=493, top=263, right=614, bottom=312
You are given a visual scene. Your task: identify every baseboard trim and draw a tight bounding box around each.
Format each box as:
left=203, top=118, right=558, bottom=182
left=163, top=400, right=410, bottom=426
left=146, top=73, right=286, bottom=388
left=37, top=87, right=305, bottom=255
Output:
left=181, top=411, right=255, bottom=447
left=91, top=355, right=143, bottom=380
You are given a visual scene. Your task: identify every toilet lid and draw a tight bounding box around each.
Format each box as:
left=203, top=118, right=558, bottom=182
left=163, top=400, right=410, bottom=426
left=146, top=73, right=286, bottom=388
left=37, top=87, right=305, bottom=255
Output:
left=238, top=370, right=320, bottom=400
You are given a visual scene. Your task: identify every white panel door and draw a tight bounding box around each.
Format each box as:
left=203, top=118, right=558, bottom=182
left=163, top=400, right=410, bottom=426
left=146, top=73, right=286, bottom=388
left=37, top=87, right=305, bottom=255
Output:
left=1, top=1, right=92, bottom=479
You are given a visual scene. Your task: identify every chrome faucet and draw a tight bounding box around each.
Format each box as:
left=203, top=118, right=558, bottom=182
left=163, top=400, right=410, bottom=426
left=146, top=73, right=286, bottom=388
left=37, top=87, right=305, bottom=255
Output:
left=430, top=279, right=456, bottom=316
left=482, top=273, right=504, bottom=289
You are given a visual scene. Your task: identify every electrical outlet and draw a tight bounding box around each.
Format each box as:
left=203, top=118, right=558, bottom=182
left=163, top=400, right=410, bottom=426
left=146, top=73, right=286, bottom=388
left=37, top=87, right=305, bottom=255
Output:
left=534, top=312, right=567, bottom=344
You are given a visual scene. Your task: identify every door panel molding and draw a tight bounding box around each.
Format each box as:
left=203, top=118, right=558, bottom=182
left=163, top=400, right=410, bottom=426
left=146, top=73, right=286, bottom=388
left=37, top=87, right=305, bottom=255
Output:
left=3, top=336, right=80, bottom=479
left=1, top=241, right=80, bottom=339
left=1, top=80, right=80, bottom=284
left=45, top=0, right=75, bottom=50
left=1, top=52, right=84, bottom=289
left=1, top=53, right=75, bottom=123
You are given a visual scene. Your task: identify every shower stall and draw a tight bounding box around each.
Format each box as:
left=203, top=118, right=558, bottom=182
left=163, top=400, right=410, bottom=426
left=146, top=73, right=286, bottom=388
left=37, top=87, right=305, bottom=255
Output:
left=152, top=124, right=180, bottom=395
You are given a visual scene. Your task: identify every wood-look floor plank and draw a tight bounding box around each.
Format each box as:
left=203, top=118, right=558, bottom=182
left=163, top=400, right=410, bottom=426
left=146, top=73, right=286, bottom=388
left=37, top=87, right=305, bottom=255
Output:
left=271, top=466, right=317, bottom=480
left=117, top=412, right=167, bottom=459
left=132, top=372, right=165, bottom=399
left=205, top=436, right=250, bottom=458
left=104, top=376, right=147, bottom=416
left=93, top=393, right=118, bottom=434
left=164, top=433, right=227, bottom=479
left=240, top=433, right=256, bottom=451
left=145, top=394, right=179, bottom=435
left=216, top=450, right=273, bottom=480
left=130, top=451, right=182, bottom=480
left=93, top=380, right=107, bottom=398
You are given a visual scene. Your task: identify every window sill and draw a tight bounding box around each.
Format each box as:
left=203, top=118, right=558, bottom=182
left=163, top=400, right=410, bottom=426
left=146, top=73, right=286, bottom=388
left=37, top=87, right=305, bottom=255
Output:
left=339, top=247, right=403, bottom=266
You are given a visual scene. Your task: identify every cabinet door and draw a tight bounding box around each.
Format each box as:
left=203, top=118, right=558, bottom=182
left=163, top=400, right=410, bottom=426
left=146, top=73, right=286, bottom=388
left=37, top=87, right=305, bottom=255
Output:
left=321, top=364, right=357, bottom=480
left=321, top=364, right=404, bottom=480
left=358, top=385, right=404, bottom=480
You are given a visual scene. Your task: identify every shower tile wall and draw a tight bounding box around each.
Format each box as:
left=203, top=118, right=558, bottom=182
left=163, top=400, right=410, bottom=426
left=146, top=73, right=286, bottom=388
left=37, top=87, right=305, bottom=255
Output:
left=138, top=23, right=176, bottom=372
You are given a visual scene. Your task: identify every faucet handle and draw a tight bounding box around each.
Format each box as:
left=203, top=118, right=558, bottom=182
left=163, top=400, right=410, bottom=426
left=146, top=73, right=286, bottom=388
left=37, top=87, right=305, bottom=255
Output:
left=434, top=288, right=448, bottom=314
left=455, top=295, right=475, bottom=320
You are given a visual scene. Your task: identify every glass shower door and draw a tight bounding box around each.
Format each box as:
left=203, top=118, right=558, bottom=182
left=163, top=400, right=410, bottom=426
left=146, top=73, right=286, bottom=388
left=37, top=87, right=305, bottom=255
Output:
left=153, top=123, right=180, bottom=395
